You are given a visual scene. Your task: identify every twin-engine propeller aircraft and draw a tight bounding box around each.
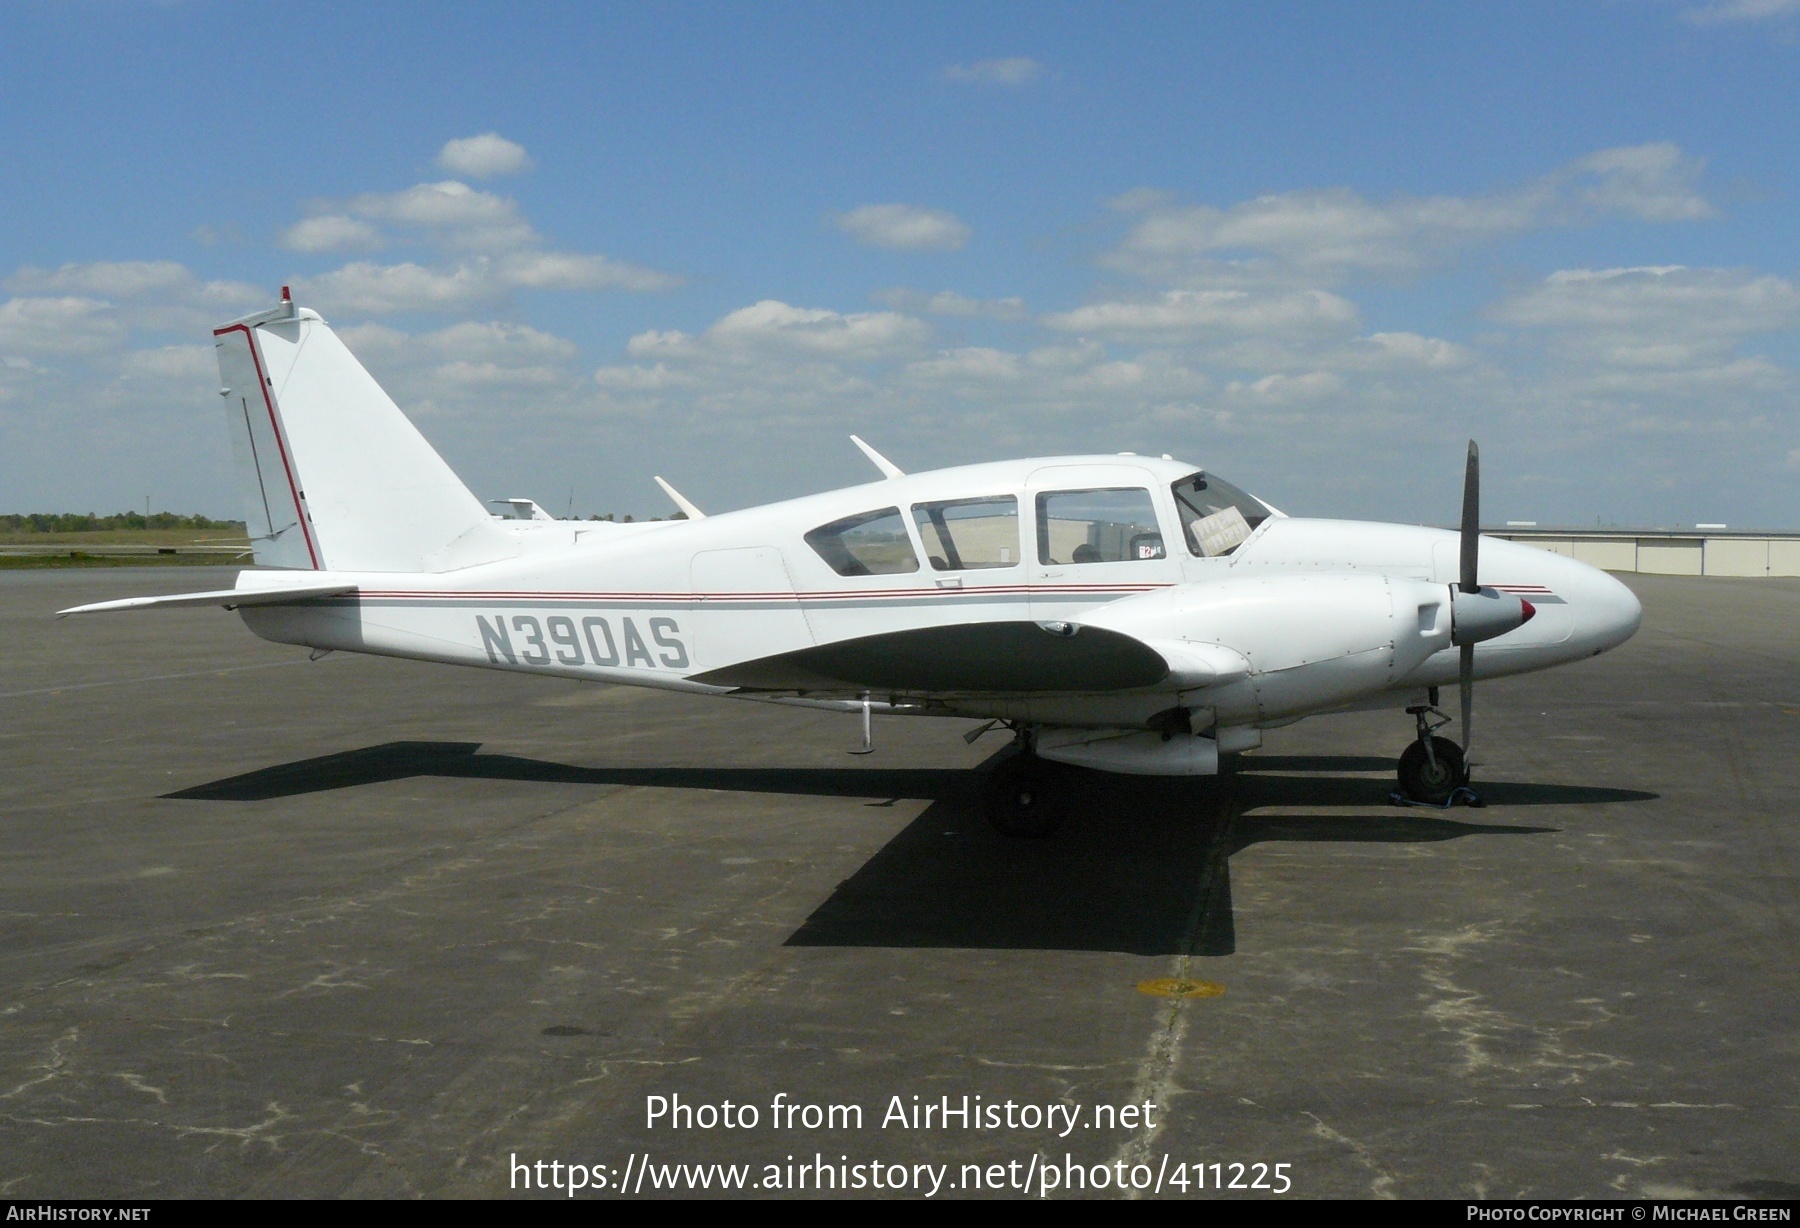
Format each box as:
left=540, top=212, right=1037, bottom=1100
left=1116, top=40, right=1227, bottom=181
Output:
left=64, top=291, right=1643, bottom=835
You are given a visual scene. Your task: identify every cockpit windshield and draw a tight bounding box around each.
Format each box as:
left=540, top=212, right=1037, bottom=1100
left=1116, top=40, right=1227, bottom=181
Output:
left=1170, top=472, right=1272, bottom=557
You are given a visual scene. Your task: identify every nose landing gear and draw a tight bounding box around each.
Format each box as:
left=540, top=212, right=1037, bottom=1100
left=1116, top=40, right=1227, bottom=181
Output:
left=1397, top=695, right=1477, bottom=806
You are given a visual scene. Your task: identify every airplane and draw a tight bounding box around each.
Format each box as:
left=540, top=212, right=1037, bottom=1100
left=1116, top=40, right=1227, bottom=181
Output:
left=61, top=290, right=1643, bottom=836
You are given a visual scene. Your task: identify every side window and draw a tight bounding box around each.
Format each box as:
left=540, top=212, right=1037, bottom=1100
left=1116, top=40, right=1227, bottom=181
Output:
left=911, top=496, right=1020, bottom=571
left=1036, top=488, right=1164, bottom=565
left=804, top=507, right=919, bottom=577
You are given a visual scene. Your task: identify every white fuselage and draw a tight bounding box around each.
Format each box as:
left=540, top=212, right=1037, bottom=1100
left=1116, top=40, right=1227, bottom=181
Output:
left=233, top=455, right=1643, bottom=740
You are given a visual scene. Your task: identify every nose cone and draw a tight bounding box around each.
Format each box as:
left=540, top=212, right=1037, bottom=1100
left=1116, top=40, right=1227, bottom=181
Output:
left=1581, top=565, right=1643, bottom=653
left=1478, top=537, right=1642, bottom=660
left=1533, top=546, right=1641, bottom=655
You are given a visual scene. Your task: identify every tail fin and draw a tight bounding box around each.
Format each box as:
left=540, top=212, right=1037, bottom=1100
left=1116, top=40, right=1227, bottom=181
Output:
left=213, top=292, right=516, bottom=572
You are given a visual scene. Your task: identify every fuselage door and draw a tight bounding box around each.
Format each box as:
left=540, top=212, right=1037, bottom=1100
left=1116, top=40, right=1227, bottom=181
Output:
left=689, top=547, right=815, bottom=672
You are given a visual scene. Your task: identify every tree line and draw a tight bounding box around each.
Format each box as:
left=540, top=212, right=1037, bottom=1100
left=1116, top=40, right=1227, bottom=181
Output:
left=0, top=513, right=246, bottom=533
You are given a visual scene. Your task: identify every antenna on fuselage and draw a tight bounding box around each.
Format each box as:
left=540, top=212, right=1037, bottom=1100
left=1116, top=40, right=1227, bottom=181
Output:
left=653, top=476, right=705, bottom=520
left=849, top=435, right=905, bottom=480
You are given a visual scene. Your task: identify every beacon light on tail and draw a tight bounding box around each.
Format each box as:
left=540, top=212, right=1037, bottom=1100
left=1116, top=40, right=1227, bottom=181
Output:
left=62, top=294, right=1643, bottom=836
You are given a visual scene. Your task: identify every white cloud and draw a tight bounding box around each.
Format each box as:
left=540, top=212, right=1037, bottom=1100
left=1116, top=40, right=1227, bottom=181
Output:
left=429, top=320, right=580, bottom=362
left=6, top=261, right=193, bottom=298
left=1475, top=264, right=1800, bottom=463
left=706, top=300, right=931, bottom=357
left=7, top=141, right=1789, bottom=531
left=341, top=319, right=579, bottom=364
left=435, top=359, right=564, bottom=386
left=1353, top=332, right=1474, bottom=370
left=835, top=204, right=972, bottom=252
left=906, top=346, right=1025, bottom=385
left=327, top=319, right=593, bottom=427
left=1563, top=355, right=1791, bottom=398
left=1565, top=144, right=1714, bottom=222
left=1683, top=0, right=1800, bottom=22
left=1104, top=143, right=1717, bottom=287
left=3, top=262, right=265, bottom=337
left=942, top=57, right=1045, bottom=85
left=1232, top=371, right=1346, bottom=404
left=1490, top=265, right=1800, bottom=366
left=345, top=180, right=538, bottom=252
left=190, top=223, right=245, bottom=248
left=118, top=344, right=214, bottom=382
left=499, top=251, right=680, bottom=292
left=0, top=296, right=125, bottom=356
left=626, top=300, right=931, bottom=362
left=279, top=215, right=383, bottom=254
left=353, top=181, right=517, bottom=229
left=873, top=288, right=1027, bottom=320
left=593, top=361, right=693, bottom=392
left=295, top=262, right=495, bottom=316
left=435, top=132, right=536, bottom=178
left=567, top=257, right=1793, bottom=528
left=1106, top=186, right=1541, bottom=285
left=279, top=179, right=679, bottom=308
left=592, top=300, right=940, bottom=435
left=1042, top=289, right=1360, bottom=340
left=293, top=251, right=681, bottom=317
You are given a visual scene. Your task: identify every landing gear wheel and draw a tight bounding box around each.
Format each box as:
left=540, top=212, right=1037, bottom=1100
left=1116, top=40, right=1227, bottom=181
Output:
left=1397, top=736, right=1469, bottom=805
left=983, top=754, right=1066, bottom=838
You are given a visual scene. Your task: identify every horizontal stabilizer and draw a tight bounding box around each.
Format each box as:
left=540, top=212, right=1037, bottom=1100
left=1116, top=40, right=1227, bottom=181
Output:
left=58, top=582, right=355, bottom=617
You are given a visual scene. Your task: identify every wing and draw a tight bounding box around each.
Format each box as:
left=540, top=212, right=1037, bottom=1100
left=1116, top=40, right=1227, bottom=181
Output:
left=688, top=620, right=1172, bottom=694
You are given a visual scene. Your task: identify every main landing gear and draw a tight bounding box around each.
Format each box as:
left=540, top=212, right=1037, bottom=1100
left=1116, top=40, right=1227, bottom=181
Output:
left=982, top=733, right=1068, bottom=838
left=1397, top=690, right=1477, bottom=806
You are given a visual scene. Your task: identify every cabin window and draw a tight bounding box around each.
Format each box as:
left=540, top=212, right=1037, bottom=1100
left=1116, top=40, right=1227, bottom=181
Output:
left=911, top=496, right=1020, bottom=571
left=1035, top=488, right=1164, bottom=565
left=804, top=507, right=920, bottom=576
left=1170, top=472, right=1271, bottom=557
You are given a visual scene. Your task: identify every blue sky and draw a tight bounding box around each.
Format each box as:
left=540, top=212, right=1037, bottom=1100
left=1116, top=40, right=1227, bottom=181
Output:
left=3, top=1, right=1798, bottom=527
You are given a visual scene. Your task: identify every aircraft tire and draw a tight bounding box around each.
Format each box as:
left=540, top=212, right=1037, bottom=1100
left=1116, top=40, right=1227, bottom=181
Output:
left=983, top=754, right=1066, bottom=838
left=1397, top=736, right=1469, bottom=805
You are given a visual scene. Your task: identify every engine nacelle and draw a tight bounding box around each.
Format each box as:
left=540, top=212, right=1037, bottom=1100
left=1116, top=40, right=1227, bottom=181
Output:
left=1082, top=572, right=1456, bottom=722
left=1037, top=726, right=1221, bottom=776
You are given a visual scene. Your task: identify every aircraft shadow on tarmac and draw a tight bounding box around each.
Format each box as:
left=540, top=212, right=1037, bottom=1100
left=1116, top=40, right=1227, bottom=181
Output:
left=167, top=741, right=1657, bottom=957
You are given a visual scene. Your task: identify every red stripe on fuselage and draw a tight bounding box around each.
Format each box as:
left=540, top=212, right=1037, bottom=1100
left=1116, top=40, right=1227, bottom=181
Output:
left=341, top=583, right=1170, bottom=602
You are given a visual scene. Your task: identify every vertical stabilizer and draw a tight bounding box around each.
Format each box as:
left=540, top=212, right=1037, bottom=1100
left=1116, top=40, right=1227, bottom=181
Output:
left=214, top=295, right=517, bottom=572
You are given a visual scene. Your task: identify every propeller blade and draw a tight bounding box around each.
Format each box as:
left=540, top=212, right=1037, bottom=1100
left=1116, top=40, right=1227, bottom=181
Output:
left=1460, top=440, right=1480, bottom=594
left=1459, top=442, right=1479, bottom=758
left=1460, top=641, right=1475, bottom=754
